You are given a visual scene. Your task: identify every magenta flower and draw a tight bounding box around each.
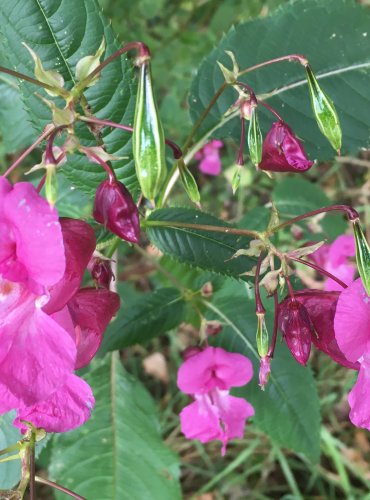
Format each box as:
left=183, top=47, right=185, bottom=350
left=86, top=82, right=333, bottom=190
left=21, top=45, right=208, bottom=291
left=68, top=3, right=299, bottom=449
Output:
left=93, top=179, right=140, bottom=244
left=195, top=139, right=223, bottom=176
left=312, top=235, right=356, bottom=291
left=177, top=346, right=254, bottom=455
left=258, top=121, right=313, bottom=173
left=334, top=279, right=370, bottom=429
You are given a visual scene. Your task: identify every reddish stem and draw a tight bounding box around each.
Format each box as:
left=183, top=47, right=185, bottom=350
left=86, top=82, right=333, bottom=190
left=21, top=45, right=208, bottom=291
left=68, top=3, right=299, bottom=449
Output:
left=289, top=255, right=348, bottom=289
left=0, top=66, right=68, bottom=96
left=35, top=476, right=86, bottom=500
left=237, top=116, right=245, bottom=166
left=238, top=54, right=308, bottom=77
left=81, top=148, right=116, bottom=183
left=285, top=274, right=295, bottom=300
left=79, top=116, right=183, bottom=159
left=267, top=291, right=279, bottom=358
left=258, top=100, right=284, bottom=122
left=236, top=81, right=258, bottom=105
left=36, top=152, right=66, bottom=193
left=255, top=253, right=266, bottom=314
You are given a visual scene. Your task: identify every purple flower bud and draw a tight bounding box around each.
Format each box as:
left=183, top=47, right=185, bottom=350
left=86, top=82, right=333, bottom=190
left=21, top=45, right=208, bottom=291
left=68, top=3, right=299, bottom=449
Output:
left=93, top=179, right=140, bottom=243
left=87, top=256, right=114, bottom=289
left=259, top=121, right=314, bottom=173
left=278, top=298, right=314, bottom=365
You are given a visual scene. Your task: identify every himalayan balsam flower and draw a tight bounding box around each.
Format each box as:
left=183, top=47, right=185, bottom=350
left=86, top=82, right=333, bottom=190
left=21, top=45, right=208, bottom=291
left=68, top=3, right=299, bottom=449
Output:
left=312, top=234, right=356, bottom=291
left=334, top=279, right=370, bottom=430
left=195, top=140, right=223, bottom=176
left=258, top=121, right=313, bottom=173
left=177, top=346, right=254, bottom=455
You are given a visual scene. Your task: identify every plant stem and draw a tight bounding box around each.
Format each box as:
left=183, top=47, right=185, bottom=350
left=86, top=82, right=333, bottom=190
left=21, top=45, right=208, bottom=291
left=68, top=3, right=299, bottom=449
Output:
left=80, top=147, right=116, bottom=182
left=78, top=115, right=183, bottom=159
left=255, top=252, right=266, bottom=314
left=268, top=290, right=279, bottom=358
left=143, top=219, right=260, bottom=238
left=238, top=54, right=308, bottom=78
left=35, top=476, right=86, bottom=500
left=267, top=205, right=360, bottom=234
left=237, top=116, right=245, bottom=165
left=3, top=127, right=56, bottom=177
left=258, top=100, right=284, bottom=122
left=29, top=446, right=36, bottom=500
left=289, top=255, right=348, bottom=289
left=0, top=66, right=69, bottom=97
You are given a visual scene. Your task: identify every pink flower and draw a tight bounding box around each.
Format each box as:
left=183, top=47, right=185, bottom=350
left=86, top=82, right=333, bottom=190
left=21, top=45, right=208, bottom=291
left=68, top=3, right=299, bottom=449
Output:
left=258, top=121, right=313, bottom=173
left=334, top=279, right=370, bottom=429
left=312, top=235, right=356, bottom=291
left=177, top=346, right=254, bottom=455
left=195, top=140, right=223, bottom=176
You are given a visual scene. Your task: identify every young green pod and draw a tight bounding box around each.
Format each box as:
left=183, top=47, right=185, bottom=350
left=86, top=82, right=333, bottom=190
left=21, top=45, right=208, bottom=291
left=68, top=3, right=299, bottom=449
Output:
left=256, top=313, right=269, bottom=358
left=352, top=219, right=370, bottom=295
left=45, top=164, right=58, bottom=206
left=178, top=159, right=200, bottom=204
left=247, top=106, right=263, bottom=166
left=305, top=64, right=342, bottom=153
left=133, top=61, right=166, bottom=200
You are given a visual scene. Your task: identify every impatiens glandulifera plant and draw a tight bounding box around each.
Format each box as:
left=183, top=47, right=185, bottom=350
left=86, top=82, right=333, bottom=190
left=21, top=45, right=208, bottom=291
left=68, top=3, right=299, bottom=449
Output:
left=0, top=8, right=370, bottom=497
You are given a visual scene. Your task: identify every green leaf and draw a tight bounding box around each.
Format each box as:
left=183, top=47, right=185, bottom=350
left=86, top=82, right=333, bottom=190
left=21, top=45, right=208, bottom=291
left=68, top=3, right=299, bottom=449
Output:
left=146, top=208, right=256, bottom=278
left=190, top=0, right=370, bottom=159
left=0, top=0, right=138, bottom=196
left=207, top=283, right=321, bottom=462
left=49, top=354, right=181, bottom=500
left=101, top=287, right=186, bottom=352
left=272, top=177, right=347, bottom=239
left=0, top=412, right=22, bottom=489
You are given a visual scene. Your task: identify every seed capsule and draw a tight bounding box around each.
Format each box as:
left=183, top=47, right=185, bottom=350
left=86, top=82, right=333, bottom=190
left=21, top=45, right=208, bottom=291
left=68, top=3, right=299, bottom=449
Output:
left=352, top=219, right=370, bottom=295
left=247, top=106, right=263, bottom=166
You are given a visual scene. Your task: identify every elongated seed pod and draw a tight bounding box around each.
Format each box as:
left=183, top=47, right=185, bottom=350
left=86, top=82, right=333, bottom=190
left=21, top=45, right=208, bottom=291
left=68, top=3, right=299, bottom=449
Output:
left=352, top=219, right=370, bottom=295
left=247, top=106, right=263, bottom=166
left=133, top=61, right=166, bottom=200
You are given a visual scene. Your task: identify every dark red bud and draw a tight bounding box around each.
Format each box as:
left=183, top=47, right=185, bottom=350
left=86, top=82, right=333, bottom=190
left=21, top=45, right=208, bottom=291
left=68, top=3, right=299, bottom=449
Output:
left=88, top=257, right=114, bottom=289
left=93, top=179, right=140, bottom=243
left=259, top=121, right=314, bottom=173
left=278, top=298, right=314, bottom=365
left=205, top=320, right=223, bottom=336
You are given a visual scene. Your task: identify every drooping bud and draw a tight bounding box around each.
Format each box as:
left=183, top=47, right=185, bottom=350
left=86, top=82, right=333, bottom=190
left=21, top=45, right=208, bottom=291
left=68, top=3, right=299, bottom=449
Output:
left=256, top=313, right=269, bottom=358
left=259, top=121, right=314, bottom=173
left=351, top=219, right=370, bottom=296
left=278, top=298, right=314, bottom=365
left=133, top=61, right=166, bottom=200
left=259, top=356, right=271, bottom=390
left=205, top=320, right=223, bottom=337
left=178, top=158, right=200, bottom=204
left=93, top=179, right=140, bottom=244
left=305, top=64, right=342, bottom=153
left=247, top=105, right=263, bottom=166
left=88, top=256, right=114, bottom=289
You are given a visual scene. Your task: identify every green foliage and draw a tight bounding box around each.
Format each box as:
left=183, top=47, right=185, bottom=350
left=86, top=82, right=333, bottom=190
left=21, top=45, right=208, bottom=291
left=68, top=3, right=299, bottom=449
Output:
left=0, top=0, right=138, bottom=196
left=0, top=412, right=22, bottom=489
left=101, top=287, right=186, bottom=352
left=146, top=208, right=256, bottom=278
left=49, top=354, right=181, bottom=500
left=190, top=0, right=370, bottom=159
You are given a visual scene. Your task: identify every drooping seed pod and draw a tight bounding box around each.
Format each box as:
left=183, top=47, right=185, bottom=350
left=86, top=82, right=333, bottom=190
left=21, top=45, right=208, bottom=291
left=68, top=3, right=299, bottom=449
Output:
left=352, top=219, right=370, bottom=295
left=93, top=179, right=140, bottom=244
left=305, top=64, right=342, bottom=153
left=247, top=106, right=263, bottom=166
left=133, top=61, right=166, bottom=200
left=256, top=312, right=269, bottom=358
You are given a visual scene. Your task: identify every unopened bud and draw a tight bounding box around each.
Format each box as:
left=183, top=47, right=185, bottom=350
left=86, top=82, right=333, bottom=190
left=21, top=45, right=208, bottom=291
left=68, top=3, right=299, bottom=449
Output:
left=305, top=64, right=342, bottom=153
left=352, top=219, right=370, bottom=295
left=232, top=166, right=241, bottom=194
left=256, top=313, right=269, bottom=358
left=247, top=106, right=263, bottom=166
left=93, top=179, right=140, bottom=243
left=178, top=159, right=200, bottom=204
left=88, top=256, right=114, bottom=289
left=278, top=298, right=314, bottom=366
left=259, top=356, right=271, bottom=390
left=205, top=320, right=223, bottom=337
left=201, top=281, right=213, bottom=298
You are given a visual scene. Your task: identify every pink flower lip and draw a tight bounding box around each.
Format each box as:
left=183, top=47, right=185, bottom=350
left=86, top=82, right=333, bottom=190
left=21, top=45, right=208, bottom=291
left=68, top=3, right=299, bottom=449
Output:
left=196, top=140, right=223, bottom=176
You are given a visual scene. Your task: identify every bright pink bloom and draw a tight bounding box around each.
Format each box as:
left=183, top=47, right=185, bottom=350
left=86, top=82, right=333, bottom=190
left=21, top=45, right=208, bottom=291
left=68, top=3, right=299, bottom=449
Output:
left=177, top=346, right=254, bottom=455
left=195, top=140, right=223, bottom=176
left=0, top=177, right=65, bottom=293
left=334, top=279, right=370, bottom=429
left=312, top=235, right=356, bottom=291
left=258, top=121, right=313, bottom=173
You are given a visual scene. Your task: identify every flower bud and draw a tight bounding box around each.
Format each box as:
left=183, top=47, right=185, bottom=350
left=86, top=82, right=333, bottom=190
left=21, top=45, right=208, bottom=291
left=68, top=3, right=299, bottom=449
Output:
left=278, top=298, right=314, bottom=365
left=133, top=61, right=166, bottom=200
left=259, top=356, right=271, bottom=390
left=232, top=166, right=241, bottom=194
left=352, top=219, right=370, bottom=295
left=259, top=121, right=313, bottom=173
left=256, top=313, right=269, bottom=358
left=205, top=320, right=223, bottom=337
left=247, top=106, right=263, bottom=166
left=88, top=256, right=114, bottom=289
left=93, top=179, right=140, bottom=244
left=305, top=64, right=342, bottom=153
left=178, top=158, right=200, bottom=204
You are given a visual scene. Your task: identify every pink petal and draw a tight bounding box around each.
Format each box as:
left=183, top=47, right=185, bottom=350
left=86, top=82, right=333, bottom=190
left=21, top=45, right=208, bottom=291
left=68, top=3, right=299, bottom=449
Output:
left=334, top=279, right=370, bottom=363
left=348, top=357, right=370, bottom=431
left=328, top=235, right=356, bottom=267
left=0, top=177, right=12, bottom=209
left=324, top=262, right=356, bottom=291
left=67, top=288, right=120, bottom=369
left=199, top=154, right=221, bottom=176
left=2, top=181, right=65, bottom=291
left=14, top=374, right=94, bottom=433
left=0, top=301, right=76, bottom=411
left=177, top=346, right=253, bottom=394
left=180, top=396, right=222, bottom=443
left=43, top=218, right=96, bottom=314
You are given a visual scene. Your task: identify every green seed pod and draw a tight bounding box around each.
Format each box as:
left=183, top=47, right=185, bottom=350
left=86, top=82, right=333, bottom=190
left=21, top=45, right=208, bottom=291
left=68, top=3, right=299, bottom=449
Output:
left=247, top=106, right=263, bottom=166
left=231, top=166, right=241, bottom=194
left=45, top=164, right=58, bottom=206
left=352, top=219, right=370, bottom=295
left=305, top=64, right=342, bottom=153
left=256, top=313, right=269, bottom=358
left=133, top=61, right=167, bottom=200
left=178, top=159, right=200, bottom=204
